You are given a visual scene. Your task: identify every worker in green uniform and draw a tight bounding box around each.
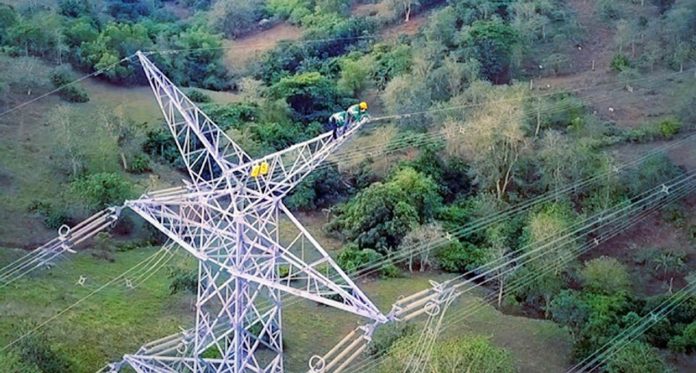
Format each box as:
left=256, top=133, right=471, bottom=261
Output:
left=346, top=101, right=368, bottom=126
left=329, top=110, right=349, bottom=140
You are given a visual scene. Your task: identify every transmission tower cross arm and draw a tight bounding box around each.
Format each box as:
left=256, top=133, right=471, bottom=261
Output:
left=227, top=117, right=370, bottom=210
left=135, top=51, right=251, bottom=185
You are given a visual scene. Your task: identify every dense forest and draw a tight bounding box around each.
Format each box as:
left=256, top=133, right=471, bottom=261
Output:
left=1, top=0, right=696, bottom=372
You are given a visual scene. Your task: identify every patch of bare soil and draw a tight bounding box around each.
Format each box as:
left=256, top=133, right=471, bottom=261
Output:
left=353, top=2, right=390, bottom=18
left=610, top=134, right=696, bottom=170
left=162, top=1, right=193, bottom=19
left=380, top=11, right=432, bottom=40
left=223, top=23, right=303, bottom=69
left=536, top=0, right=672, bottom=129
left=581, top=194, right=696, bottom=297
left=670, top=353, right=696, bottom=373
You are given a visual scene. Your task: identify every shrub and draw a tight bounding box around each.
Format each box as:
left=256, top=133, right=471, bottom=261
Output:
left=606, top=341, right=670, bottom=373
left=625, top=117, right=682, bottom=143
left=327, top=167, right=441, bottom=252
left=380, top=262, right=401, bottom=278
left=168, top=267, right=198, bottom=295
left=381, top=334, right=515, bottom=373
left=435, top=240, right=486, bottom=273
left=627, top=154, right=682, bottom=196
left=668, top=321, right=696, bottom=353
left=277, top=264, right=291, bottom=278
left=650, top=252, right=686, bottom=279
left=13, top=329, right=74, bottom=373
left=70, top=172, right=134, bottom=210
left=143, top=128, right=180, bottom=165
left=91, top=232, right=115, bottom=262
left=285, top=161, right=349, bottom=210
left=610, top=54, right=631, bottom=72
left=128, top=154, right=151, bottom=174
left=430, top=336, right=515, bottom=372
left=0, top=350, right=41, bottom=372
left=366, top=322, right=416, bottom=357
left=597, top=0, right=622, bottom=20
left=549, top=290, right=589, bottom=334
left=59, top=85, right=90, bottom=103
left=580, top=256, right=632, bottom=295
left=50, top=66, right=89, bottom=103
left=658, top=117, right=681, bottom=139
left=28, top=200, right=69, bottom=229
left=187, top=89, right=212, bottom=103
left=336, top=245, right=384, bottom=274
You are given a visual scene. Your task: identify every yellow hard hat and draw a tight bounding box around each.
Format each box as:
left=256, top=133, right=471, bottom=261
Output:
left=359, top=101, right=368, bottom=111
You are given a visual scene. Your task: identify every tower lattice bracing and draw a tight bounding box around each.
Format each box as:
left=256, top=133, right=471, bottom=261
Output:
left=108, top=52, right=385, bottom=372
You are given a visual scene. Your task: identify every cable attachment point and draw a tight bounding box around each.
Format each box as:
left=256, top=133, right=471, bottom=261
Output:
left=424, top=301, right=441, bottom=317
left=58, top=224, right=71, bottom=239
left=308, top=355, right=326, bottom=372
left=661, top=184, right=670, bottom=195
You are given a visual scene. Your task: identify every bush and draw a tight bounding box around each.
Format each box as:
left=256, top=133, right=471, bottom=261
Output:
left=143, top=128, right=181, bottom=166
left=611, top=54, right=631, bottom=72
left=366, top=322, right=415, bottom=357
left=0, top=350, right=41, bottom=373
left=597, top=0, right=622, bottom=20
left=435, top=240, right=486, bottom=273
left=606, top=341, right=670, bottom=373
left=187, top=89, right=212, bottom=103
left=627, top=154, right=682, bottom=196
left=28, top=200, right=69, bottom=229
left=381, top=334, right=515, bottom=373
left=70, top=172, right=134, bottom=210
left=580, top=256, right=632, bottom=295
left=327, top=167, right=441, bottom=252
left=658, top=117, right=681, bottom=139
left=277, top=264, right=291, bottom=278
left=380, top=262, right=401, bottom=278
left=336, top=245, right=384, bottom=274
left=285, top=161, right=349, bottom=210
left=668, top=321, right=696, bottom=353
left=625, top=117, right=682, bottom=143
left=650, top=251, right=686, bottom=279
left=128, top=154, right=151, bottom=174
left=91, top=232, right=115, bottom=262
left=13, top=329, right=74, bottom=373
left=50, top=66, right=89, bottom=103
left=430, top=336, right=515, bottom=372
left=168, top=267, right=198, bottom=295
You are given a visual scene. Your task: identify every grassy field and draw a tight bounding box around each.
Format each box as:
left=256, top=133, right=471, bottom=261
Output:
left=0, top=54, right=242, bottom=247
left=0, top=245, right=572, bottom=372
left=0, top=246, right=194, bottom=371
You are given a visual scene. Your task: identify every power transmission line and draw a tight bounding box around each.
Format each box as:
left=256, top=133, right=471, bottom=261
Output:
left=345, top=172, right=696, bottom=372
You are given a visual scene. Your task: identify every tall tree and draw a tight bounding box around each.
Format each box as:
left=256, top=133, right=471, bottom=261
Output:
left=443, top=86, right=528, bottom=200
left=517, top=202, right=578, bottom=315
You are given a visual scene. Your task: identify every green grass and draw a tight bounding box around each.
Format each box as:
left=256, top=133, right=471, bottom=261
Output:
left=282, top=271, right=572, bottom=372
left=1, top=245, right=572, bottom=372
left=0, top=246, right=194, bottom=372
left=0, top=53, right=240, bottom=245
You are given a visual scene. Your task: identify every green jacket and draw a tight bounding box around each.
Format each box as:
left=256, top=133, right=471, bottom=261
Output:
left=347, top=104, right=367, bottom=121
left=330, top=111, right=348, bottom=127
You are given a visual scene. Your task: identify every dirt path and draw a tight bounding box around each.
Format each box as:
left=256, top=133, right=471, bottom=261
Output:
left=223, top=23, right=303, bottom=70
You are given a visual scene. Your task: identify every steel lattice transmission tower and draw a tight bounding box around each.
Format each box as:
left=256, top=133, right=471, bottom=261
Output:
left=109, top=52, right=386, bottom=372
